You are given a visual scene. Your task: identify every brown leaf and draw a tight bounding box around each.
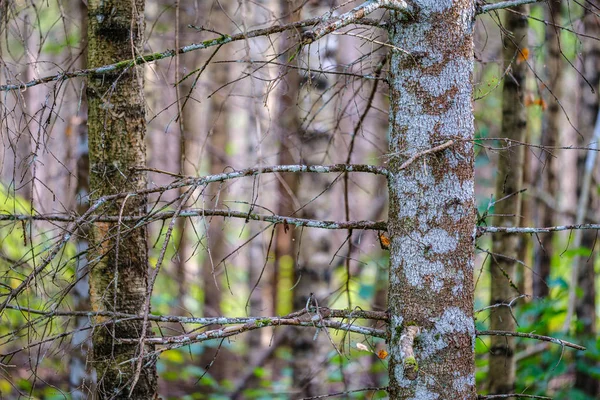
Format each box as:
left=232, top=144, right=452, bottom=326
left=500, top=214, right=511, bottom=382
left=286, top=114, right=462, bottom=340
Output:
left=379, top=232, right=390, bottom=250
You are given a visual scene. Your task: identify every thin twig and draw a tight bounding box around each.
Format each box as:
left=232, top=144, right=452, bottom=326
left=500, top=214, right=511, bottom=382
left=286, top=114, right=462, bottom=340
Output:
left=477, top=330, right=586, bottom=351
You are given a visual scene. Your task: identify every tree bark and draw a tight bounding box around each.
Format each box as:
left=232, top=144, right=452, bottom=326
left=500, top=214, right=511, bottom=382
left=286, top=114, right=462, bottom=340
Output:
left=488, top=6, right=528, bottom=397
left=86, top=0, right=157, bottom=398
left=387, top=2, right=477, bottom=398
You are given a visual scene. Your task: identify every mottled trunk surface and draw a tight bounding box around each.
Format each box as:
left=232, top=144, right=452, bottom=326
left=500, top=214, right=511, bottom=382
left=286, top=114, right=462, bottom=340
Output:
left=86, top=0, right=157, bottom=398
left=535, top=1, right=562, bottom=299
left=387, top=2, right=476, bottom=398
left=488, top=6, right=528, bottom=397
left=574, top=3, right=599, bottom=397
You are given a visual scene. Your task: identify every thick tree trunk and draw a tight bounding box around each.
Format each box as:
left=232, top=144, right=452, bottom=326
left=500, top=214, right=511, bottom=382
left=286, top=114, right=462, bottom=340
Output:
left=488, top=6, right=528, bottom=397
left=387, top=2, right=477, bottom=398
left=574, top=3, right=599, bottom=396
left=86, top=1, right=157, bottom=398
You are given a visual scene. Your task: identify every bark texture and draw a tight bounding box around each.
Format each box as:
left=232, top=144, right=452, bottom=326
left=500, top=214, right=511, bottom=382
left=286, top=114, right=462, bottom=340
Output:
left=574, top=3, right=599, bottom=396
left=488, top=6, right=528, bottom=397
left=86, top=0, right=157, bottom=398
left=387, top=2, right=476, bottom=398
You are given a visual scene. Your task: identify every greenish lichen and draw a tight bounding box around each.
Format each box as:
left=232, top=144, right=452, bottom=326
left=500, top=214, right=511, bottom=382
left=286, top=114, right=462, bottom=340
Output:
left=254, top=318, right=271, bottom=327
left=404, top=356, right=418, bottom=372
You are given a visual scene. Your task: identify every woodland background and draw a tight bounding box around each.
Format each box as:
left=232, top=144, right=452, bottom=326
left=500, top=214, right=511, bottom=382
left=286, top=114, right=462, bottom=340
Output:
left=0, top=0, right=599, bottom=399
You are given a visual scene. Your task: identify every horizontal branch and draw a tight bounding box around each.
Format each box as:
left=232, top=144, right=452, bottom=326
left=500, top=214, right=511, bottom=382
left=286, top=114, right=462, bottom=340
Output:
left=0, top=16, right=383, bottom=92
left=478, top=224, right=600, bottom=235
left=478, top=395, right=551, bottom=400
left=477, top=330, right=586, bottom=351
left=4, top=305, right=388, bottom=324
left=0, top=208, right=386, bottom=231
left=477, top=0, right=543, bottom=14
left=117, top=317, right=386, bottom=348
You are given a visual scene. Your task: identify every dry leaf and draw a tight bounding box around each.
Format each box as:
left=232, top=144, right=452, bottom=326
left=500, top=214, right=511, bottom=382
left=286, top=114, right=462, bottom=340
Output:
left=379, top=232, right=390, bottom=250
left=377, top=349, right=389, bottom=359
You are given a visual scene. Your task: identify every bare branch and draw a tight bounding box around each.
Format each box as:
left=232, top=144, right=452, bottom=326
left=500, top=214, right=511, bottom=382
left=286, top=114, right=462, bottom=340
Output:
left=0, top=17, right=383, bottom=92
left=396, top=140, right=454, bottom=170
left=478, top=395, right=551, bottom=400
left=0, top=209, right=386, bottom=231
left=477, top=330, right=586, bottom=351
left=478, top=224, right=600, bottom=235
left=304, top=0, right=408, bottom=44
left=477, top=0, right=544, bottom=14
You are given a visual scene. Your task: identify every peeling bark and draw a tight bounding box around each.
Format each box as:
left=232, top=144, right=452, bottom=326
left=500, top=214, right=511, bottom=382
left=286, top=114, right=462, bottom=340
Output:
left=387, top=2, right=477, bottom=398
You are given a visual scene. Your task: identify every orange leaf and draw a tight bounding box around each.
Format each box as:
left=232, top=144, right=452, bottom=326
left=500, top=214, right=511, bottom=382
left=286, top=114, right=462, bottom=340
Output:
left=533, top=97, right=548, bottom=110
left=377, top=349, right=388, bottom=359
left=379, top=233, right=390, bottom=250
left=517, top=48, right=529, bottom=64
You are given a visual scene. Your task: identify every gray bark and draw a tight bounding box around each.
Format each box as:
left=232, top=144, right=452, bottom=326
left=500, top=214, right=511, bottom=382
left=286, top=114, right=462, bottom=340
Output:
left=387, top=2, right=477, bottom=398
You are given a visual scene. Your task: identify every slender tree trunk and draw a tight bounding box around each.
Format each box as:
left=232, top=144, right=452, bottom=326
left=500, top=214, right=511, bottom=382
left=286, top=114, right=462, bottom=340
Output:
left=535, top=1, right=562, bottom=299
left=86, top=0, right=157, bottom=398
left=574, top=3, right=600, bottom=396
left=488, top=6, right=528, bottom=397
left=290, top=0, right=339, bottom=396
left=202, top=0, right=230, bottom=319
left=386, top=2, right=477, bottom=398
left=68, top=2, right=92, bottom=396
left=196, top=1, right=231, bottom=382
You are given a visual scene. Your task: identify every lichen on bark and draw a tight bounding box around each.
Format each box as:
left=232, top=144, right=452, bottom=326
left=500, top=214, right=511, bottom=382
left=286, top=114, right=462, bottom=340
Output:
left=386, top=1, right=476, bottom=398
left=86, top=0, right=157, bottom=398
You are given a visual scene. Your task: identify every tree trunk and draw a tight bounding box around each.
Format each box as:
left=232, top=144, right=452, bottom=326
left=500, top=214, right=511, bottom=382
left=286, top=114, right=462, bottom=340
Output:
left=387, top=2, right=477, bottom=398
left=574, top=3, right=600, bottom=396
left=86, top=0, right=157, bottom=398
left=291, top=0, right=340, bottom=396
left=535, top=1, right=562, bottom=299
left=488, top=6, right=528, bottom=397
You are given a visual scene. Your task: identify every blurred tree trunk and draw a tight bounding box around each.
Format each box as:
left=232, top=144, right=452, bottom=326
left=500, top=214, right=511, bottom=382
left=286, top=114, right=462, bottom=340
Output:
left=195, top=0, right=232, bottom=383
left=488, top=6, right=528, bottom=397
left=386, top=2, right=476, bottom=398
left=290, top=0, right=339, bottom=396
left=68, top=2, right=92, bottom=396
left=86, top=0, right=157, bottom=398
left=535, top=1, right=563, bottom=299
left=518, top=140, right=533, bottom=297
left=574, top=3, right=600, bottom=396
